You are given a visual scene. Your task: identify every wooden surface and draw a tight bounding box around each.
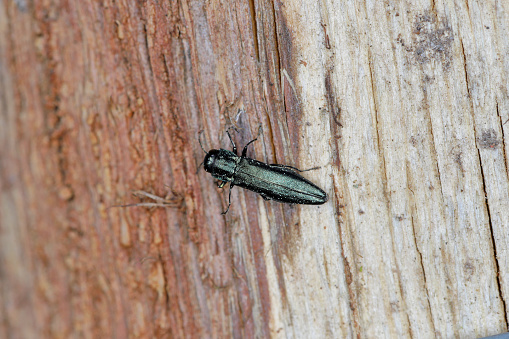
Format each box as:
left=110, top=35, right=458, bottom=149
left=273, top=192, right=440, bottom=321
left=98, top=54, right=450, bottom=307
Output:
left=1, top=0, right=508, bottom=338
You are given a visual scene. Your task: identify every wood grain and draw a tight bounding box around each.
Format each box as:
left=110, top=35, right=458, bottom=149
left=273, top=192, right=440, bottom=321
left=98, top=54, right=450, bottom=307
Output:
left=1, top=0, right=508, bottom=338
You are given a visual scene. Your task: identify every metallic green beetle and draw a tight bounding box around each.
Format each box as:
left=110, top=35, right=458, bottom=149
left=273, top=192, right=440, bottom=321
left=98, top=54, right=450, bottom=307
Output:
left=201, top=130, right=327, bottom=214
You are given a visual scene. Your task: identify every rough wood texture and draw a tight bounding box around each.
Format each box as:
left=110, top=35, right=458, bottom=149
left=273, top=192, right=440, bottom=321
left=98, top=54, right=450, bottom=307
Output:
left=1, top=0, right=508, bottom=338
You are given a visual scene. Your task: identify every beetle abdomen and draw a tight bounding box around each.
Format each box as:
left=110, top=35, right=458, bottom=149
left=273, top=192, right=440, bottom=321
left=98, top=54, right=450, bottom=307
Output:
left=233, top=158, right=327, bottom=204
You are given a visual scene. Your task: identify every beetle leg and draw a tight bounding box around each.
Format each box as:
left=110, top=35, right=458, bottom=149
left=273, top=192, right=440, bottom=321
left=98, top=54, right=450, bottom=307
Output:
left=217, top=181, right=227, bottom=188
left=270, top=164, right=321, bottom=172
left=226, top=130, right=238, bottom=155
left=241, top=137, right=258, bottom=157
left=259, top=193, right=271, bottom=201
left=221, top=183, right=235, bottom=215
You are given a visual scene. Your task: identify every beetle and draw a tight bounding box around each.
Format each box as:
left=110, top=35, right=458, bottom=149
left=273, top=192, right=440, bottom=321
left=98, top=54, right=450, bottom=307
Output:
left=200, top=129, right=328, bottom=214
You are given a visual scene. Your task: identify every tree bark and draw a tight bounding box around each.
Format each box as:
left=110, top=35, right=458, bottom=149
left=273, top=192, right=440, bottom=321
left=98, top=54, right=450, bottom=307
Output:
left=1, top=0, right=508, bottom=338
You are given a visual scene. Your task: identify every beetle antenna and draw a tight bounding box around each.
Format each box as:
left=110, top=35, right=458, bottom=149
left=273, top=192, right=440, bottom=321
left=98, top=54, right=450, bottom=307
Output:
left=198, top=130, right=208, bottom=154
left=196, top=160, right=205, bottom=174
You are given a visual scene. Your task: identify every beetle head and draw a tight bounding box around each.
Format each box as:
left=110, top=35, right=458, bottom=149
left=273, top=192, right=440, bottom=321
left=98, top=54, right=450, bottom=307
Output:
left=203, top=149, right=220, bottom=173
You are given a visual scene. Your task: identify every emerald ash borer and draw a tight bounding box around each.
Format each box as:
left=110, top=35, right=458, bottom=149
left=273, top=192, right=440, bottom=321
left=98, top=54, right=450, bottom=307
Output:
left=200, top=130, right=328, bottom=214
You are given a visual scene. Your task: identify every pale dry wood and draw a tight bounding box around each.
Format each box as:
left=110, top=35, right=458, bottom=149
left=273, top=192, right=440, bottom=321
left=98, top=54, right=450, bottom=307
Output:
left=273, top=1, right=509, bottom=338
left=0, top=1, right=508, bottom=339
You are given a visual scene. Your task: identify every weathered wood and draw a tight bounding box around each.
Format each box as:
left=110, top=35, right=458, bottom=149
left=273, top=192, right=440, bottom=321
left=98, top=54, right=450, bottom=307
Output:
left=1, top=0, right=508, bottom=338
